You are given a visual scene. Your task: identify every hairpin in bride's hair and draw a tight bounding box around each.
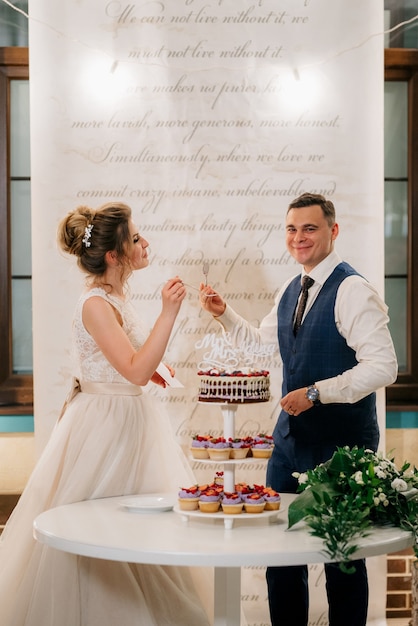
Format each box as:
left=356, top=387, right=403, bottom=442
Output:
left=82, top=224, right=94, bottom=248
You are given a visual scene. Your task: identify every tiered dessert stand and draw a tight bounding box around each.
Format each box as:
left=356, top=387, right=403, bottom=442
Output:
left=175, top=402, right=281, bottom=529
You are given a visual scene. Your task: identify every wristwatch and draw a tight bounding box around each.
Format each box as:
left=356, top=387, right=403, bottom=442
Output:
left=306, top=385, right=320, bottom=405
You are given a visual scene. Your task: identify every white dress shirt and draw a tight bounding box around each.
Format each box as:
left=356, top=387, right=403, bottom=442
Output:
left=215, top=250, right=398, bottom=404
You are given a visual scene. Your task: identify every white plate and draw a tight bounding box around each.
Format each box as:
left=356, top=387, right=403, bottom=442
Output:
left=122, top=494, right=175, bottom=513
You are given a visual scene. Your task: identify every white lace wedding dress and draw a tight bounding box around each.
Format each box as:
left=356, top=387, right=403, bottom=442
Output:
left=0, top=288, right=211, bottom=626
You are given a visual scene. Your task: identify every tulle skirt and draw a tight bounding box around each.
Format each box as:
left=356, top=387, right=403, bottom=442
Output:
left=0, top=385, right=211, bottom=625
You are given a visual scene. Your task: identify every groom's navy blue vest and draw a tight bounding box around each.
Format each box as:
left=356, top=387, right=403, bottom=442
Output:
left=274, top=262, right=378, bottom=446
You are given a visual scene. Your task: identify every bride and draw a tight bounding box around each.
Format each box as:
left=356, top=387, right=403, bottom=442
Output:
left=0, top=201, right=211, bottom=626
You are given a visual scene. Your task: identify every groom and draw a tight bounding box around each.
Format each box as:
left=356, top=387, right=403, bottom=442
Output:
left=199, top=192, right=397, bottom=625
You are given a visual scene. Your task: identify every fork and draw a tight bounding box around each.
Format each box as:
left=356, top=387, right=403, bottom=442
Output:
left=181, top=281, right=217, bottom=296
left=202, top=261, right=209, bottom=286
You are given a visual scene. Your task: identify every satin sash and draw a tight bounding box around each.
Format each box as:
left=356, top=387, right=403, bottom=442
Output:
left=58, top=378, right=142, bottom=420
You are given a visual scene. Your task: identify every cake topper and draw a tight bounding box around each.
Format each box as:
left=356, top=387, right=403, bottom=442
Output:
left=195, top=332, right=275, bottom=372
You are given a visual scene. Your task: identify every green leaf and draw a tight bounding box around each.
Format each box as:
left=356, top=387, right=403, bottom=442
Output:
left=327, top=447, right=359, bottom=475
left=288, top=484, right=337, bottom=529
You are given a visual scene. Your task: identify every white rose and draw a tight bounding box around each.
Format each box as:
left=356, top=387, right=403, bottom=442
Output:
left=353, top=471, right=364, bottom=485
left=391, top=478, right=408, bottom=492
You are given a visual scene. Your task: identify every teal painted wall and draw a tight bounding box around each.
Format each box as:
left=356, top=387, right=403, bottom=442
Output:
left=0, top=416, right=34, bottom=433
left=0, top=412, right=416, bottom=433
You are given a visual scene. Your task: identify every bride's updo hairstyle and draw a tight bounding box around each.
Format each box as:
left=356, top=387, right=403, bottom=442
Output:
left=57, top=202, right=132, bottom=278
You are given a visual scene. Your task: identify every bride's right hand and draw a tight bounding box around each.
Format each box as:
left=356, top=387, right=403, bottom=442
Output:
left=162, top=277, right=186, bottom=314
left=199, top=284, right=226, bottom=317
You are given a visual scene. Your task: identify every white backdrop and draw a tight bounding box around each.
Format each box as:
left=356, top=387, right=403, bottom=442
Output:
left=29, top=1, right=387, bottom=623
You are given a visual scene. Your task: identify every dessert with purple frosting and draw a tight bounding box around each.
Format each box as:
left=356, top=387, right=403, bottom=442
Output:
left=243, top=492, right=266, bottom=514
left=178, top=485, right=200, bottom=510
left=198, top=487, right=221, bottom=512
left=207, top=437, right=231, bottom=461
left=228, top=437, right=252, bottom=459
left=251, top=434, right=274, bottom=458
left=262, top=487, right=281, bottom=510
left=221, top=492, right=244, bottom=514
left=190, top=434, right=211, bottom=459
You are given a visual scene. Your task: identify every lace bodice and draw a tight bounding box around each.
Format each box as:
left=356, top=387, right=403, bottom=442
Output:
left=72, top=288, right=148, bottom=383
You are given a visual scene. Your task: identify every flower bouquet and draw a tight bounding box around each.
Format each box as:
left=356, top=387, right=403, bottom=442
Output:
left=288, top=445, right=418, bottom=573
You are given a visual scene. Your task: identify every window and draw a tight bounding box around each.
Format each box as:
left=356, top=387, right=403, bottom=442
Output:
left=0, top=47, right=32, bottom=412
left=385, top=48, right=418, bottom=407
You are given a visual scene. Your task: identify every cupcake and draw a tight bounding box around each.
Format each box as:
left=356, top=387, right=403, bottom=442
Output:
left=262, top=487, right=281, bottom=511
left=253, top=433, right=273, bottom=445
left=190, top=434, right=211, bottom=459
left=228, top=437, right=251, bottom=460
left=221, top=492, right=244, bottom=515
left=198, top=487, right=221, bottom=513
left=251, top=434, right=274, bottom=458
left=207, top=437, right=231, bottom=461
left=243, top=492, right=266, bottom=514
left=178, top=485, right=200, bottom=510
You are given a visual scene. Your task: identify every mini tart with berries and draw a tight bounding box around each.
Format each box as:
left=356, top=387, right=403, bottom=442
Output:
left=198, top=487, right=221, bottom=513
left=228, top=437, right=252, bottom=459
left=207, top=437, right=231, bottom=461
left=190, top=434, right=211, bottom=459
left=251, top=434, right=274, bottom=458
left=261, top=487, right=281, bottom=511
left=221, top=492, right=244, bottom=514
left=178, top=485, right=200, bottom=510
left=243, top=492, right=266, bottom=514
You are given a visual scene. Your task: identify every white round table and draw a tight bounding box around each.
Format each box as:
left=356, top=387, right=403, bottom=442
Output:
left=33, top=493, right=413, bottom=625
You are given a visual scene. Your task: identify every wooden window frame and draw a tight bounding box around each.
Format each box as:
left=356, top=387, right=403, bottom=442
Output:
left=385, top=49, right=418, bottom=409
left=0, top=47, right=32, bottom=414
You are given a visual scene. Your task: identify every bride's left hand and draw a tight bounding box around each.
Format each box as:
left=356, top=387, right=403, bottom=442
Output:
left=151, top=363, right=175, bottom=388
